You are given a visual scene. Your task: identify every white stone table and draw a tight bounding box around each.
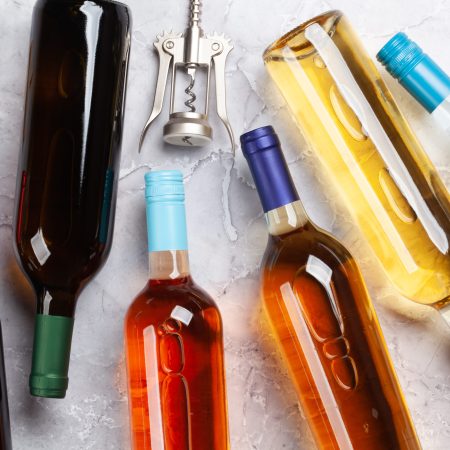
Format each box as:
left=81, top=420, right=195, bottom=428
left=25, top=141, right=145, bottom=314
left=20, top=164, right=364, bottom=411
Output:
left=0, top=0, right=449, bottom=448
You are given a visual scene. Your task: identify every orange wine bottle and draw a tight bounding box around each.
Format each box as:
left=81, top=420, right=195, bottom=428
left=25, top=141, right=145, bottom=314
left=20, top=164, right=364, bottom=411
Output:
left=241, top=126, right=421, bottom=450
left=14, top=0, right=132, bottom=398
left=125, top=171, right=229, bottom=450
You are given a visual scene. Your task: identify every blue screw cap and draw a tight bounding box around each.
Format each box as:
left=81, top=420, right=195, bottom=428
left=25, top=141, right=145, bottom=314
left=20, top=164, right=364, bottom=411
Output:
left=377, top=32, right=450, bottom=112
left=240, top=126, right=299, bottom=213
left=145, top=170, right=188, bottom=252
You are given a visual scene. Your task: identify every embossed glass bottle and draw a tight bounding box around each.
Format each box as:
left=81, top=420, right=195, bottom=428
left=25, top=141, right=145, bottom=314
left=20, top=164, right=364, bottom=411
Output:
left=125, top=171, right=229, bottom=450
left=263, top=11, right=450, bottom=322
left=14, top=0, right=132, bottom=398
left=241, top=126, right=421, bottom=450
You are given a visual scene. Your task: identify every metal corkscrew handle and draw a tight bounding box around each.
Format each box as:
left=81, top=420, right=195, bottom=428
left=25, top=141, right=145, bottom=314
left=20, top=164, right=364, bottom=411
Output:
left=183, top=0, right=202, bottom=113
left=139, top=0, right=235, bottom=152
left=189, top=0, right=202, bottom=27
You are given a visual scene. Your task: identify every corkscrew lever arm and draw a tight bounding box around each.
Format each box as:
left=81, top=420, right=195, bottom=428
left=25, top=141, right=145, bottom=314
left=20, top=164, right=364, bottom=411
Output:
left=139, top=37, right=173, bottom=152
left=211, top=36, right=235, bottom=154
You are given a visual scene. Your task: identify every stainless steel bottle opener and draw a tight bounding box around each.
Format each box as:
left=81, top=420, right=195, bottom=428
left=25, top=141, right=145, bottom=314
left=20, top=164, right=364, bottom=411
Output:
left=139, top=0, right=235, bottom=152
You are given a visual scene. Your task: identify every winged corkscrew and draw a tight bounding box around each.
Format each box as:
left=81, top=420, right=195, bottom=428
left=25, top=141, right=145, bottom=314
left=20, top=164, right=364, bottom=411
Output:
left=139, top=0, right=235, bottom=153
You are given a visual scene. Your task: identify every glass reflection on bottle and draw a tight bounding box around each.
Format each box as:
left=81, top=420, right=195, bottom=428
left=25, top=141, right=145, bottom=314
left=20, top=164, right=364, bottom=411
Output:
left=263, top=11, right=450, bottom=321
left=241, top=126, right=421, bottom=449
left=125, top=172, right=229, bottom=450
left=14, top=0, right=132, bottom=398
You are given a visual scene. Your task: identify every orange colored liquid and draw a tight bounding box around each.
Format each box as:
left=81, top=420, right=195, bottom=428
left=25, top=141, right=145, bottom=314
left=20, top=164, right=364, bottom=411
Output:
left=125, top=277, right=229, bottom=450
left=262, top=222, right=420, bottom=449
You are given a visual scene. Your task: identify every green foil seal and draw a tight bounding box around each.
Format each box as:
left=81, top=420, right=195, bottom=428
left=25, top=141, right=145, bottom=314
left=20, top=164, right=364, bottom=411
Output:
left=29, top=314, right=74, bottom=398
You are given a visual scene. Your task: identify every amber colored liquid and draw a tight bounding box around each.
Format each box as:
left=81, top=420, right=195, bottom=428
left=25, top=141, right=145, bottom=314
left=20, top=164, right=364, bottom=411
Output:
left=264, top=11, right=450, bottom=307
left=125, top=277, right=229, bottom=450
left=262, top=222, right=420, bottom=449
left=14, top=0, right=131, bottom=315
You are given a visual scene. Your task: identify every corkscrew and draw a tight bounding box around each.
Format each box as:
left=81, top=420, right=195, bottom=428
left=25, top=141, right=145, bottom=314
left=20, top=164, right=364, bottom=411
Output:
left=139, top=0, right=235, bottom=152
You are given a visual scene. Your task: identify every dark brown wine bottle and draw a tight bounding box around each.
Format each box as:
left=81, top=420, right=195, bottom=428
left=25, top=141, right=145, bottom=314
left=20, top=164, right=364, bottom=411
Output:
left=14, top=0, right=132, bottom=398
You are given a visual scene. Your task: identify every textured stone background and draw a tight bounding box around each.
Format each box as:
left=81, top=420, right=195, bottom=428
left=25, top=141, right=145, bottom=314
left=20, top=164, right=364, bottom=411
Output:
left=1, top=0, right=449, bottom=449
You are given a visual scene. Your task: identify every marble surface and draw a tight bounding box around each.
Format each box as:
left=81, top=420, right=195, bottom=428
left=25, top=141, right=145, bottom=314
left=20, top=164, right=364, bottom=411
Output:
left=1, top=0, right=450, bottom=448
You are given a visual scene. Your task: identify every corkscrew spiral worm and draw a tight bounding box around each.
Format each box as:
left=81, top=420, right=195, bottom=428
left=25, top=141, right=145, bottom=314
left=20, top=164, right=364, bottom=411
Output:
left=184, top=77, right=197, bottom=112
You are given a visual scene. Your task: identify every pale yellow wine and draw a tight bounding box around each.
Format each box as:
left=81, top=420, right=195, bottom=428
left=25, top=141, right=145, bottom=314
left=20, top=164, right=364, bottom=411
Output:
left=264, top=11, right=450, bottom=311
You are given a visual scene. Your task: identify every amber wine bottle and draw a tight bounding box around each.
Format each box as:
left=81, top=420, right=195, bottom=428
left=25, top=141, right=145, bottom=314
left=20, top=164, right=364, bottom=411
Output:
left=125, top=171, right=229, bottom=450
left=241, top=126, right=421, bottom=450
left=14, top=0, right=132, bottom=398
left=264, top=11, right=450, bottom=323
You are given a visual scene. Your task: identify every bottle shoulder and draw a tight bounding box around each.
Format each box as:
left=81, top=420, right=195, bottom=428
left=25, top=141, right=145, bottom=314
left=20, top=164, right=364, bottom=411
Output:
left=262, top=225, right=354, bottom=275
left=261, top=227, right=372, bottom=327
left=125, top=278, right=220, bottom=325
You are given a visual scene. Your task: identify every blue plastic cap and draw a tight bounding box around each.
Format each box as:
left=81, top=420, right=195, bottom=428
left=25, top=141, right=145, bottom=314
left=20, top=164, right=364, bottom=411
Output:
left=240, top=126, right=299, bottom=213
left=377, top=32, right=450, bottom=112
left=144, top=170, right=188, bottom=252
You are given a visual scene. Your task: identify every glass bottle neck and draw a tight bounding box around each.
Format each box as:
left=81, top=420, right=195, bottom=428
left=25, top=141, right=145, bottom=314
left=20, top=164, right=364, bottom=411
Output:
left=148, top=250, right=190, bottom=280
left=265, top=200, right=309, bottom=236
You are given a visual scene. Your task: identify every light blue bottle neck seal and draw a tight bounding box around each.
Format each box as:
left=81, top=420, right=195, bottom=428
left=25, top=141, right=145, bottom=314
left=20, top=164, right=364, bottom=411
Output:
left=377, top=32, right=450, bottom=112
left=145, top=170, right=188, bottom=252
